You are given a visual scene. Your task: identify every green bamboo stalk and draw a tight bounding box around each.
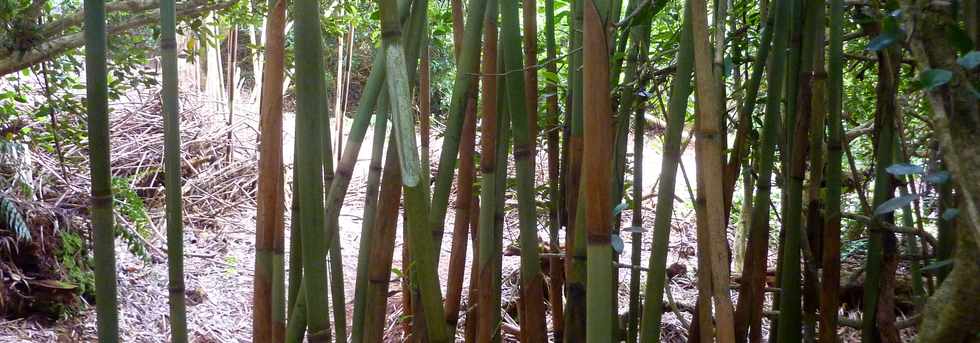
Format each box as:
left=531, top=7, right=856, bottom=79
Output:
left=819, top=0, right=844, bottom=338
left=775, top=0, right=822, bottom=338
left=638, top=5, right=693, bottom=342
left=285, top=284, right=309, bottom=342
left=350, top=95, right=389, bottom=343
left=803, top=0, right=828, bottom=337
left=379, top=0, right=447, bottom=339
left=861, top=39, right=900, bottom=343
left=293, top=0, right=330, bottom=338
left=287, top=168, right=302, bottom=322
left=84, top=0, right=119, bottom=340
left=898, top=169, right=925, bottom=300
left=294, top=4, right=422, bottom=336
left=476, top=9, right=504, bottom=340
left=626, top=63, right=646, bottom=343
left=564, top=0, right=587, bottom=337
left=429, top=0, right=492, bottom=253
left=730, top=2, right=775, bottom=339
left=543, top=0, right=565, bottom=338
left=443, top=1, right=480, bottom=330
left=935, top=170, right=955, bottom=283
left=723, top=0, right=774, bottom=211
left=615, top=7, right=655, bottom=341
left=159, top=0, right=187, bottom=340
left=319, top=0, right=423, bottom=285
left=321, top=63, right=347, bottom=343
left=732, top=0, right=791, bottom=339
left=497, top=0, right=548, bottom=339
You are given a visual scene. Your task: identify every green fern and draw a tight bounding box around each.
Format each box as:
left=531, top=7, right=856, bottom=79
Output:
left=0, top=194, right=30, bottom=241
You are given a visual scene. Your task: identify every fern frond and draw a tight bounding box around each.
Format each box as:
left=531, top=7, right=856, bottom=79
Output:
left=0, top=195, right=30, bottom=242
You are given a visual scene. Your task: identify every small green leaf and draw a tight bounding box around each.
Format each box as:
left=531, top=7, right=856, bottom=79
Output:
left=957, top=51, right=980, bottom=69
left=611, top=234, right=625, bottom=254
left=613, top=202, right=629, bottom=216
left=946, top=24, right=975, bottom=54
left=924, top=171, right=951, bottom=184
left=866, top=31, right=899, bottom=51
left=885, top=163, right=923, bottom=176
left=622, top=226, right=646, bottom=234
left=942, top=208, right=960, bottom=221
left=874, top=194, right=919, bottom=216
left=920, top=69, right=953, bottom=90
left=921, top=259, right=953, bottom=272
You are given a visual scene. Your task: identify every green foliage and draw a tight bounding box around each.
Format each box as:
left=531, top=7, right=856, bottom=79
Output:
left=110, top=177, right=150, bottom=260
left=957, top=51, right=980, bottom=70
left=57, top=230, right=96, bottom=299
left=873, top=193, right=919, bottom=216
left=841, top=238, right=868, bottom=259
left=918, top=69, right=952, bottom=90
left=0, top=194, right=30, bottom=241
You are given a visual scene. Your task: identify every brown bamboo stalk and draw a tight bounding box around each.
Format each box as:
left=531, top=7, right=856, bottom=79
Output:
left=252, top=0, right=288, bottom=340
left=444, top=91, right=478, bottom=334
left=582, top=0, right=614, bottom=339
left=362, top=133, right=402, bottom=343
left=476, top=6, right=502, bottom=340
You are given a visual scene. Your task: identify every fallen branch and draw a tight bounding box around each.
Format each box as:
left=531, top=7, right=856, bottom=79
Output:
left=842, top=212, right=938, bottom=248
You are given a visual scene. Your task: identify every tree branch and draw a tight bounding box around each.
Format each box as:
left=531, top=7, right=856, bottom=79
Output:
left=0, top=0, right=237, bottom=76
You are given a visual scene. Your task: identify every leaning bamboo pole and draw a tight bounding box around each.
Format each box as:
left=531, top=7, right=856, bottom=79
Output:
left=442, top=0, right=480, bottom=334
left=252, top=0, right=288, bottom=340
left=443, top=85, right=478, bottom=338
left=638, top=5, right=693, bottom=341
left=350, top=98, right=388, bottom=343
left=362, top=130, right=402, bottom=343
left=159, top=0, right=188, bottom=340
left=429, top=0, right=492, bottom=254
left=84, top=0, right=119, bottom=340
left=379, top=0, right=447, bottom=339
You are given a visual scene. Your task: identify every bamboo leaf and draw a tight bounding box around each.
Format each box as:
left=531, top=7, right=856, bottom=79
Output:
left=957, top=51, right=980, bottom=70
left=612, top=202, right=629, bottom=216
left=611, top=234, right=624, bottom=254
left=920, top=259, right=953, bottom=272
left=945, top=23, right=975, bottom=54
left=924, top=170, right=951, bottom=184
left=942, top=208, right=960, bottom=221
left=919, top=69, right=953, bottom=90
left=622, top=226, right=646, bottom=233
left=885, top=163, right=923, bottom=176
left=874, top=194, right=920, bottom=216
left=866, top=30, right=900, bottom=51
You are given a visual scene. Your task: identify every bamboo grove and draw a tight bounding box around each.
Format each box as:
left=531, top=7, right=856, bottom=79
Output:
left=77, top=0, right=980, bottom=339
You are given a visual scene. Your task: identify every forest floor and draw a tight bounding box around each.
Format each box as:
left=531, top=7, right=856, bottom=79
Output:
left=0, top=70, right=909, bottom=342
